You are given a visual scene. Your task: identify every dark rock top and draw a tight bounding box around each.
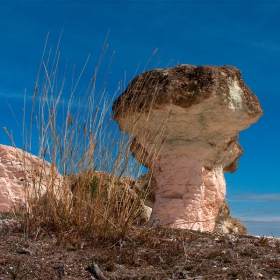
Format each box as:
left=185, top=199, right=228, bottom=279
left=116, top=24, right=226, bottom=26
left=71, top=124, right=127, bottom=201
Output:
left=113, top=65, right=263, bottom=120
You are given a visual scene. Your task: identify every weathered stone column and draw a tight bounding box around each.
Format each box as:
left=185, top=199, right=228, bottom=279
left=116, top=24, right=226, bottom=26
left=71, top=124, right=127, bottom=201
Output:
left=149, top=156, right=226, bottom=231
left=113, top=65, right=263, bottom=232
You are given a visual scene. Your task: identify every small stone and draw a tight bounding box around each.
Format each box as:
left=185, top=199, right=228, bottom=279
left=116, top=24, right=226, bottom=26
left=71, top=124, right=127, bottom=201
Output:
left=222, top=267, right=229, bottom=271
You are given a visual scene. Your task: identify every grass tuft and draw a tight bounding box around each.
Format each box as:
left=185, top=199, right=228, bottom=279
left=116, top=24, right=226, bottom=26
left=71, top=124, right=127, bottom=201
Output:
left=4, top=33, right=168, bottom=243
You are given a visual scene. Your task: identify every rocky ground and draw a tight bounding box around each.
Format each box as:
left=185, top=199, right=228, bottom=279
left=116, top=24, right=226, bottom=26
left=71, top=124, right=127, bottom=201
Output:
left=0, top=213, right=280, bottom=280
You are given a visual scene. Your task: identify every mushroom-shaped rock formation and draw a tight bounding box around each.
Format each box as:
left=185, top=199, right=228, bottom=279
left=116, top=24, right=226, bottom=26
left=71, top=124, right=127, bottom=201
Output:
left=113, top=65, right=263, bottom=232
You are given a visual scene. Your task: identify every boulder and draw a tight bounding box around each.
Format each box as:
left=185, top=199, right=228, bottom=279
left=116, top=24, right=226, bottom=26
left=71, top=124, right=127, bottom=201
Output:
left=113, top=65, right=263, bottom=232
left=0, top=144, right=63, bottom=212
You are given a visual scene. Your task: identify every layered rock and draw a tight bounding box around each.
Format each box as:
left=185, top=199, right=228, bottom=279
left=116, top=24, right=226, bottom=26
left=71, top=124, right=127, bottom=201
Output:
left=113, top=65, right=263, bottom=232
left=0, top=144, right=63, bottom=212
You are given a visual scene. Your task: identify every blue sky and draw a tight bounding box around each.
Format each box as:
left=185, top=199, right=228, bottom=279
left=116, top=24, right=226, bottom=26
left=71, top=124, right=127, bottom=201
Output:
left=0, top=1, right=280, bottom=237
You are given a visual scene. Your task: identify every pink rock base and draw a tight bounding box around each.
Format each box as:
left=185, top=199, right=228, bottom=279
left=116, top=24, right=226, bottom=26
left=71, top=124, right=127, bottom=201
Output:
left=0, top=145, right=63, bottom=212
left=148, top=156, right=226, bottom=232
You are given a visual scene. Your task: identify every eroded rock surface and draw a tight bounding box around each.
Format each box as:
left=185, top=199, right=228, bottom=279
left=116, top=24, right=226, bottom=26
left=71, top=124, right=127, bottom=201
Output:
left=0, top=144, right=63, bottom=211
left=113, top=65, right=263, bottom=232
left=214, top=200, right=247, bottom=234
left=137, top=174, right=247, bottom=233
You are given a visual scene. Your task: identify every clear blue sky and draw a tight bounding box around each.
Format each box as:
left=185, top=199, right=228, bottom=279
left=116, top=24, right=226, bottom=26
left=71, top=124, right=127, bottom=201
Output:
left=0, top=1, right=279, bottom=237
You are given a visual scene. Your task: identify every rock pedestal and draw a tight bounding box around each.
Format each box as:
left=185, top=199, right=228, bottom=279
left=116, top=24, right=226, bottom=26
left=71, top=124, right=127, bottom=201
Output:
left=113, top=65, right=263, bottom=232
left=150, top=157, right=225, bottom=231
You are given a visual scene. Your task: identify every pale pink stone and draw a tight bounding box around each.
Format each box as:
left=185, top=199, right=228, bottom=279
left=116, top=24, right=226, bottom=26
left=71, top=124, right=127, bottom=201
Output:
left=148, top=157, right=225, bottom=231
left=0, top=144, right=63, bottom=212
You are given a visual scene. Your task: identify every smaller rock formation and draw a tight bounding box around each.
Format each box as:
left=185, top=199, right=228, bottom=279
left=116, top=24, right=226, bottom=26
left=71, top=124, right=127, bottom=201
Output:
left=214, top=200, right=247, bottom=234
left=113, top=65, right=263, bottom=232
left=0, top=144, right=63, bottom=212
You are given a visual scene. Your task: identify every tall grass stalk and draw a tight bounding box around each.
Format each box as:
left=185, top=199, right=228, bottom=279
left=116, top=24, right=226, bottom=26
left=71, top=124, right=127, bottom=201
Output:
left=4, top=33, right=169, bottom=241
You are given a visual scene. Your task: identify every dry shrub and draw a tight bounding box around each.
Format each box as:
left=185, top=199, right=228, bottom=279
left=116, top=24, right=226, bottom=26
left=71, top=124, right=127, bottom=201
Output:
left=67, top=170, right=149, bottom=236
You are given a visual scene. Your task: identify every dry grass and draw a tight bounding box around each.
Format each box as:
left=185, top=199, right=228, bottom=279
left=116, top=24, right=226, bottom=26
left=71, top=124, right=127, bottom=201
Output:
left=4, top=32, right=169, bottom=242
